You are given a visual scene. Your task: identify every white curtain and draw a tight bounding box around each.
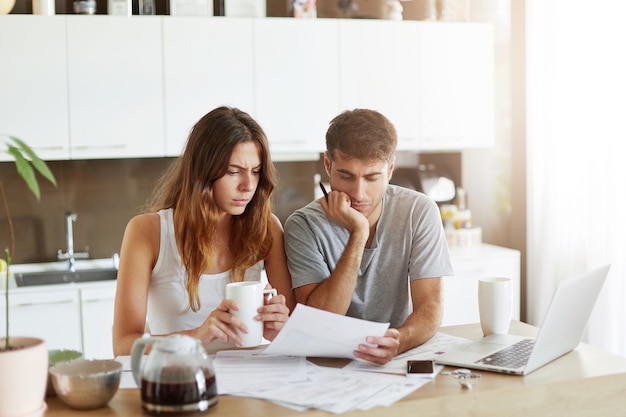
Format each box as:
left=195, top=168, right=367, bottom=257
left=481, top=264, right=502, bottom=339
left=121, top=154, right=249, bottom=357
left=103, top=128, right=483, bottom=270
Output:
left=526, top=0, right=626, bottom=356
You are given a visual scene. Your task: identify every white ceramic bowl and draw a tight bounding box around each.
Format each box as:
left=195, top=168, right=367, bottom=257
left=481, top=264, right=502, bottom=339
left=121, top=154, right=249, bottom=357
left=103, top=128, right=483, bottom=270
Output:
left=49, top=359, right=122, bottom=409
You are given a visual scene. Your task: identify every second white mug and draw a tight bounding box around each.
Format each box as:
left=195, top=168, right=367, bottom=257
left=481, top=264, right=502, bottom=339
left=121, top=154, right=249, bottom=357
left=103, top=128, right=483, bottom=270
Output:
left=478, top=277, right=512, bottom=336
left=225, top=281, right=277, bottom=347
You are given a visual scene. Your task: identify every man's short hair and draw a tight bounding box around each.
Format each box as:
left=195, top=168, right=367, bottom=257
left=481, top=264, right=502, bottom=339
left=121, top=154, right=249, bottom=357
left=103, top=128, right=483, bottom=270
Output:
left=326, top=109, right=397, bottom=162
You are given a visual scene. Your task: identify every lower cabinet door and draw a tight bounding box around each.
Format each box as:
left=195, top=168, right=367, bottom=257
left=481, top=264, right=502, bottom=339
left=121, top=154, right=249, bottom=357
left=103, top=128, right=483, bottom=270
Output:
left=3, top=289, right=82, bottom=352
left=80, top=284, right=117, bottom=360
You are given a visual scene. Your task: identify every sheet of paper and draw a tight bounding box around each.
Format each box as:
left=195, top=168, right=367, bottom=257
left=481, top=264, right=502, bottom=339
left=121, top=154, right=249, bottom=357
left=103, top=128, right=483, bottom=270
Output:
left=342, top=332, right=472, bottom=375
left=116, top=339, right=439, bottom=413
left=116, top=355, right=139, bottom=389
left=213, top=350, right=307, bottom=395
left=263, top=304, right=390, bottom=359
left=227, top=361, right=430, bottom=414
left=116, top=349, right=307, bottom=393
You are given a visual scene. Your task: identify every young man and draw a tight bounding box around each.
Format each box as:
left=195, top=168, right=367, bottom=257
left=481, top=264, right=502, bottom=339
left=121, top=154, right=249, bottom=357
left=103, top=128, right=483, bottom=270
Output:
left=284, top=109, right=453, bottom=364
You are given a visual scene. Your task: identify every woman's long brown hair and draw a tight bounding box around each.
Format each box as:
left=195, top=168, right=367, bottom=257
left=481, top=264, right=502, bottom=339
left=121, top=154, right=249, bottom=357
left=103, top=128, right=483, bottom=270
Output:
left=146, top=107, right=277, bottom=311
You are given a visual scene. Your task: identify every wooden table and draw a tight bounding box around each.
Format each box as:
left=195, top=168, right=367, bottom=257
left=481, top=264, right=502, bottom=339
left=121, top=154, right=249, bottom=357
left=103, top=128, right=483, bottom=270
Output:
left=43, top=321, right=626, bottom=416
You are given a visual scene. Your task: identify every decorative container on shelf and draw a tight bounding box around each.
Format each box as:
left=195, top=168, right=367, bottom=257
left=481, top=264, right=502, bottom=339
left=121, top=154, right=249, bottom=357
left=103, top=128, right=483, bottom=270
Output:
left=33, top=0, right=55, bottom=15
left=289, top=0, right=317, bottom=18
left=0, top=0, right=15, bottom=14
left=74, top=0, right=96, bottom=13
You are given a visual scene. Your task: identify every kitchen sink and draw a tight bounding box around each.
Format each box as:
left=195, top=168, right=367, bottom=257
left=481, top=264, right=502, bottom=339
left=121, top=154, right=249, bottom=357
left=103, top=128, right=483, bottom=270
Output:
left=13, top=268, right=118, bottom=287
left=10, top=257, right=119, bottom=287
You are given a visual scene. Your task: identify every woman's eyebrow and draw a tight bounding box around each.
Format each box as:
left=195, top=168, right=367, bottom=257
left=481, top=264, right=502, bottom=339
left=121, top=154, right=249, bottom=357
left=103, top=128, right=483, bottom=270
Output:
left=229, top=163, right=262, bottom=169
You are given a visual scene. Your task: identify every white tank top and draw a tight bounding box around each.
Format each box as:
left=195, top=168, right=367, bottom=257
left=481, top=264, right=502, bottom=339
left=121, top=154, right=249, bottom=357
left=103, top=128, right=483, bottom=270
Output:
left=147, top=208, right=265, bottom=351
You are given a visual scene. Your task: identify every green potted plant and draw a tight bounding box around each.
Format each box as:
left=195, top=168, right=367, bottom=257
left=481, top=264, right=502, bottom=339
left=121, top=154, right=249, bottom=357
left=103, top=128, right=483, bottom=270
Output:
left=0, top=135, right=57, bottom=417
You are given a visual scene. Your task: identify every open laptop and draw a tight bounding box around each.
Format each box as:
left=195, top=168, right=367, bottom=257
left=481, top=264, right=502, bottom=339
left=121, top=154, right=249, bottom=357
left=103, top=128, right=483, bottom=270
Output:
left=435, top=264, right=610, bottom=375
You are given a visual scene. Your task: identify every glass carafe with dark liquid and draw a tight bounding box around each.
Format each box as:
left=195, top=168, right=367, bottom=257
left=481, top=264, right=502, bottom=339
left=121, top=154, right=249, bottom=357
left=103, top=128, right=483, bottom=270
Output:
left=131, top=335, right=217, bottom=415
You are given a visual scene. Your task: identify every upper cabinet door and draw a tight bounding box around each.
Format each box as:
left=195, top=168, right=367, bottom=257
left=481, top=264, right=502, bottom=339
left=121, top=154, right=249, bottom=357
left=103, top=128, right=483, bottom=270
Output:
left=339, top=19, right=421, bottom=151
left=254, top=18, right=339, bottom=160
left=66, top=16, right=165, bottom=159
left=0, top=16, right=70, bottom=161
left=418, top=22, right=495, bottom=150
left=163, top=17, right=255, bottom=157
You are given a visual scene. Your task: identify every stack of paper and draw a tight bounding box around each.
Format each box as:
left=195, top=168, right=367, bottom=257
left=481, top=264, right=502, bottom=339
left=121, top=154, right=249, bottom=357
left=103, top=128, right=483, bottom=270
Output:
left=213, top=352, right=431, bottom=413
left=118, top=305, right=472, bottom=413
left=211, top=304, right=472, bottom=413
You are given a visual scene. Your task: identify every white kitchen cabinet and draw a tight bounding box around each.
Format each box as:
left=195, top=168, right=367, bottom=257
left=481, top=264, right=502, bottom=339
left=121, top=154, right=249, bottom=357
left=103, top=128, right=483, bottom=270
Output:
left=339, top=19, right=422, bottom=151
left=1, top=16, right=494, bottom=159
left=442, top=244, right=520, bottom=326
left=418, top=22, right=495, bottom=150
left=80, top=283, right=116, bottom=360
left=0, top=287, right=82, bottom=352
left=0, top=16, right=70, bottom=161
left=66, top=16, right=165, bottom=159
left=1, top=280, right=118, bottom=358
left=162, top=17, right=255, bottom=156
left=254, top=18, right=339, bottom=160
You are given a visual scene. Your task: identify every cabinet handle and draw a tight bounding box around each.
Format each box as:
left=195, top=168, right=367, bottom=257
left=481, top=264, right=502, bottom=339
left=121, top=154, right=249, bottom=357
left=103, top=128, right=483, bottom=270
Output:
left=82, top=298, right=115, bottom=304
left=72, top=144, right=127, bottom=150
left=31, top=146, right=66, bottom=151
left=12, top=299, right=76, bottom=307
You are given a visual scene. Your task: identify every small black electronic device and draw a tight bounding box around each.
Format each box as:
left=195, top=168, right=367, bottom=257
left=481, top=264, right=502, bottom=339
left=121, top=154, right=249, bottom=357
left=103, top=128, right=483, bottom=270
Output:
left=406, top=360, right=435, bottom=378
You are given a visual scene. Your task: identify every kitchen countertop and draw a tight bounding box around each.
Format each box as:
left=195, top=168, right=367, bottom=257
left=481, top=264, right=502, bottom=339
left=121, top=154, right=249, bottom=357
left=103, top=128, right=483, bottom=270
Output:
left=42, top=321, right=626, bottom=417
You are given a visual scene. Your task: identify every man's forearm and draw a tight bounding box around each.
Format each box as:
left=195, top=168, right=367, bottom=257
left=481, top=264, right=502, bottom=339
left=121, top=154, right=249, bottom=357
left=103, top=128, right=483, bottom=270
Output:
left=305, top=232, right=368, bottom=314
left=396, top=299, right=442, bottom=354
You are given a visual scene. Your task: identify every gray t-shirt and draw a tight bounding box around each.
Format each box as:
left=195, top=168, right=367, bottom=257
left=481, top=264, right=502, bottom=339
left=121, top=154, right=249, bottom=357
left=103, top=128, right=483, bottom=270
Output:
left=284, top=184, right=454, bottom=328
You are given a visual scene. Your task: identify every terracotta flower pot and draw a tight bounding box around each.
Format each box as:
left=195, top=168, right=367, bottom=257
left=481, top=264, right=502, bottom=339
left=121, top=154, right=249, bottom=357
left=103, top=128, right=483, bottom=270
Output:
left=0, top=337, right=48, bottom=417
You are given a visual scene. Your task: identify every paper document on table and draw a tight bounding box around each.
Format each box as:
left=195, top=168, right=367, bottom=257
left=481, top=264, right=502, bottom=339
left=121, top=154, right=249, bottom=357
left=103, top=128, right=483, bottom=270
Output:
left=263, top=304, right=390, bottom=359
left=213, top=350, right=307, bottom=395
left=225, top=360, right=430, bottom=414
left=343, top=332, right=472, bottom=375
left=116, top=355, right=139, bottom=389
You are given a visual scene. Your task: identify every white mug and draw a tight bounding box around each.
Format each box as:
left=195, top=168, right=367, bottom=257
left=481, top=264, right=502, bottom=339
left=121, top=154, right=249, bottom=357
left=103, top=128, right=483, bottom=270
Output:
left=478, top=277, right=512, bottom=336
left=225, top=281, right=277, bottom=347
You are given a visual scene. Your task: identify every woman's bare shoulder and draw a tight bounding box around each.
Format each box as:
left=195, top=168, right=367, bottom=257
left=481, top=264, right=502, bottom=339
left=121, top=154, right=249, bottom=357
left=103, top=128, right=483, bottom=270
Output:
left=127, top=212, right=160, bottom=229
left=269, top=213, right=285, bottom=232
left=123, top=213, right=161, bottom=243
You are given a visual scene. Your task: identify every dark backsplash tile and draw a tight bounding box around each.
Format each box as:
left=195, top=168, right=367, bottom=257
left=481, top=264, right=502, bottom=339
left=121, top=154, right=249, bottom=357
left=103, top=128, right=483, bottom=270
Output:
left=0, top=157, right=318, bottom=264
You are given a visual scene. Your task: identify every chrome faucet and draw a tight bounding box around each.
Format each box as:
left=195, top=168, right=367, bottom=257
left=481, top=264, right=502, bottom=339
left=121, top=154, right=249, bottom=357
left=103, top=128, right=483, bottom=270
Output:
left=58, top=211, right=90, bottom=272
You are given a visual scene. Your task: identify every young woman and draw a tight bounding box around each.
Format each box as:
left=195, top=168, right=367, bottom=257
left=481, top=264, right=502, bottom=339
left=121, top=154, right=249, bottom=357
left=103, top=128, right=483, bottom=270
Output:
left=113, top=107, right=295, bottom=356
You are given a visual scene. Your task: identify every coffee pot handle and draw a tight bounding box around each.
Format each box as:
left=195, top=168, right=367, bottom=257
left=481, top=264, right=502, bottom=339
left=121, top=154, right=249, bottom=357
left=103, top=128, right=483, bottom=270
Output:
left=130, top=334, right=160, bottom=387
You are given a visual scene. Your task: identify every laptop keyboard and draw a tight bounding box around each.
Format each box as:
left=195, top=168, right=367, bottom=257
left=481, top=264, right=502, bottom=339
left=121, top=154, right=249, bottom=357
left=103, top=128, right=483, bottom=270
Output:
left=475, top=339, right=535, bottom=369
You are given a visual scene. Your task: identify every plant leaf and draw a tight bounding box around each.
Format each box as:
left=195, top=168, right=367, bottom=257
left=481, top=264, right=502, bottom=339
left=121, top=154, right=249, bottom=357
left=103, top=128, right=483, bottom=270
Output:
left=8, top=146, right=41, bottom=201
left=8, top=136, right=57, bottom=186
